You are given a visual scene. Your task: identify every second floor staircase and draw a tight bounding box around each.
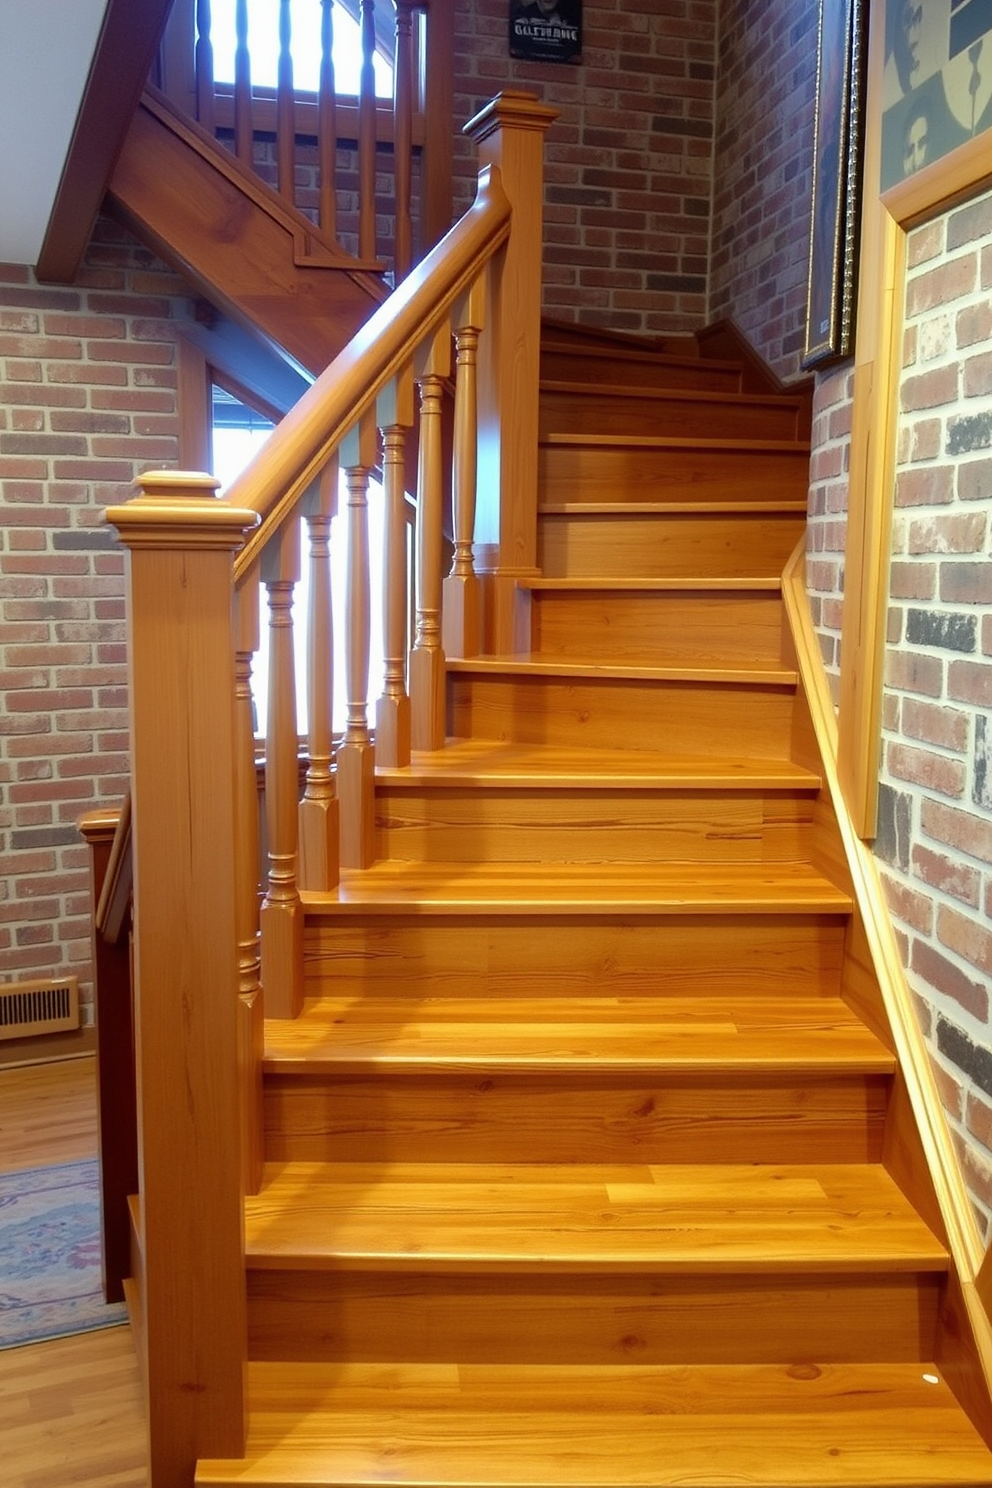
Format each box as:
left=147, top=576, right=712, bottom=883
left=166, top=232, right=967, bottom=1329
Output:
left=178, top=326, right=992, bottom=1486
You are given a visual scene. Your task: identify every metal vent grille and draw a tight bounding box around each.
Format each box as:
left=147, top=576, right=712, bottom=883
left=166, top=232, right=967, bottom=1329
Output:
left=0, top=976, right=80, bottom=1040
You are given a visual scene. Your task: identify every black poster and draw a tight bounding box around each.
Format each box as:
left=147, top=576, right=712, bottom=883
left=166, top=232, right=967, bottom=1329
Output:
left=509, top=0, right=582, bottom=64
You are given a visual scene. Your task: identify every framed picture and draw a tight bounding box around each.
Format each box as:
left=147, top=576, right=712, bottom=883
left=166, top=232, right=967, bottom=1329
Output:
left=880, top=0, right=992, bottom=190
left=803, top=0, right=867, bottom=368
left=509, top=0, right=582, bottom=64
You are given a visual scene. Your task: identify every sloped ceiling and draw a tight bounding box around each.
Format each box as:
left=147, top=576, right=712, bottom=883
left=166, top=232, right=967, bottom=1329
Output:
left=0, top=0, right=109, bottom=265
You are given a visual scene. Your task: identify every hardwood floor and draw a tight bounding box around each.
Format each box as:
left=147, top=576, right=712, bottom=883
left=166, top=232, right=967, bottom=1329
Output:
left=0, top=1057, right=149, bottom=1488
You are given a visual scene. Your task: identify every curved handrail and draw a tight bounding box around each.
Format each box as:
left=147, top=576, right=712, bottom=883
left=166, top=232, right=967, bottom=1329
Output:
left=229, top=164, right=511, bottom=580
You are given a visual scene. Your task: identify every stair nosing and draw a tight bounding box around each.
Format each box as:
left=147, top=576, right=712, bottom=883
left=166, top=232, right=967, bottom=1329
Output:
left=445, top=657, right=798, bottom=686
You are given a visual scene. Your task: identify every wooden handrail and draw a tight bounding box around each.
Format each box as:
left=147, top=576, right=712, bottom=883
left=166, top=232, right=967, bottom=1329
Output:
left=95, top=789, right=132, bottom=944
left=229, top=164, right=511, bottom=576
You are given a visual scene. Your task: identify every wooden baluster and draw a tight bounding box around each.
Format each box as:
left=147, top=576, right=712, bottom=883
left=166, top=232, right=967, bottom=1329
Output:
left=195, top=0, right=215, bottom=134
left=299, top=461, right=340, bottom=891
left=234, top=575, right=264, bottom=1195
left=277, top=0, right=296, bottom=204
left=337, top=416, right=378, bottom=867
left=376, top=371, right=415, bottom=767
left=260, top=521, right=304, bottom=1018
left=420, top=0, right=454, bottom=253
left=443, top=278, right=485, bottom=659
left=318, top=0, right=339, bottom=241
left=392, top=0, right=415, bottom=280
left=358, top=0, right=378, bottom=260
left=410, top=323, right=450, bottom=751
left=234, top=0, right=253, bottom=167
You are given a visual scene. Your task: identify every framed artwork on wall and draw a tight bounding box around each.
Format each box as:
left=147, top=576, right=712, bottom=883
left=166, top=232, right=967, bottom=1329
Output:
left=803, top=0, right=867, bottom=368
left=509, top=0, right=582, bottom=63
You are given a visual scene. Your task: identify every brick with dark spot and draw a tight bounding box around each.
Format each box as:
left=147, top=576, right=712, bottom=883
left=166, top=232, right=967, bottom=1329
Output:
left=906, top=609, right=977, bottom=653
left=875, top=782, right=913, bottom=870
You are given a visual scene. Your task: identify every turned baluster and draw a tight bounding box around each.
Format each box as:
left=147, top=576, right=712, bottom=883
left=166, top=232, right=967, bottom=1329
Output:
left=260, top=520, right=304, bottom=1018
left=337, top=417, right=378, bottom=867
left=410, top=323, right=450, bottom=751
left=234, top=0, right=253, bottom=167
left=318, top=0, right=338, bottom=241
left=443, top=278, right=485, bottom=659
left=392, top=0, right=415, bottom=280
left=195, top=0, right=215, bottom=134
left=376, top=371, right=415, bottom=767
left=277, top=0, right=296, bottom=205
left=299, top=461, right=340, bottom=891
left=233, top=575, right=263, bottom=1194
left=358, top=0, right=378, bottom=260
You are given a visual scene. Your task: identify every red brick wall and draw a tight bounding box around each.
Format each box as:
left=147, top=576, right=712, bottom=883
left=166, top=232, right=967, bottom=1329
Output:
left=709, top=0, right=819, bottom=381
left=451, top=0, right=717, bottom=334
left=0, top=220, right=197, bottom=1019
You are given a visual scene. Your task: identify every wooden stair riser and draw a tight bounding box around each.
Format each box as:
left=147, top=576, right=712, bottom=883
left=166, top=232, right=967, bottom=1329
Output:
left=539, top=441, right=811, bottom=507
left=245, top=1270, right=942, bottom=1367
left=540, top=347, right=743, bottom=393
left=303, top=914, right=849, bottom=1002
left=263, top=1070, right=892, bottom=1166
left=447, top=672, right=802, bottom=757
left=529, top=589, right=790, bottom=669
left=373, top=785, right=819, bottom=864
left=538, top=510, right=807, bottom=580
left=539, top=388, right=804, bottom=442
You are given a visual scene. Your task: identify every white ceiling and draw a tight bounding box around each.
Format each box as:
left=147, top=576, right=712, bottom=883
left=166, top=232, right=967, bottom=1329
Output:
left=0, top=0, right=109, bottom=265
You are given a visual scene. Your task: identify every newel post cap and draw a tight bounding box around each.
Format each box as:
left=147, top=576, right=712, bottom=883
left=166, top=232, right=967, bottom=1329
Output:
left=463, top=90, right=559, bottom=144
left=105, top=470, right=261, bottom=552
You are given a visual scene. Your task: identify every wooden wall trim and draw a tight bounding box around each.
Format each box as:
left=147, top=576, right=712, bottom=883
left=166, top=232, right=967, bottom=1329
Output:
left=784, top=536, right=992, bottom=1435
left=35, top=0, right=175, bottom=284
left=837, top=5, right=992, bottom=838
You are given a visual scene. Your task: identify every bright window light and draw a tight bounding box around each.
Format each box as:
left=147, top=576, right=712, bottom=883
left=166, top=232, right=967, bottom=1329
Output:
left=206, top=0, right=394, bottom=97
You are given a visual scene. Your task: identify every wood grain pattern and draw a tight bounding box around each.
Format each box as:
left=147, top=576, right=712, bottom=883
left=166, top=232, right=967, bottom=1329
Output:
left=539, top=385, right=804, bottom=442
left=539, top=436, right=811, bottom=506
left=538, top=508, right=807, bottom=580
left=196, top=1361, right=992, bottom=1486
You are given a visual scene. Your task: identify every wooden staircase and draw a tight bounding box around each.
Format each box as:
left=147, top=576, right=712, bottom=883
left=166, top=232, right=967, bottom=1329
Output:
left=191, top=328, right=992, bottom=1485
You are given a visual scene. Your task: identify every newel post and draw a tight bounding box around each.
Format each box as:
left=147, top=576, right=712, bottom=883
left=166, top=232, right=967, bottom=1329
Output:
left=106, top=471, right=258, bottom=1488
left=463, top=90, right=557, bottom=654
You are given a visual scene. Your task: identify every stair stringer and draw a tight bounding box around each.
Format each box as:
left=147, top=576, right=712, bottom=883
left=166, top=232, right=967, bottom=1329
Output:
left=782, top=537, right=992, bottom=1447
left=107, top=86, right=390, bottom=379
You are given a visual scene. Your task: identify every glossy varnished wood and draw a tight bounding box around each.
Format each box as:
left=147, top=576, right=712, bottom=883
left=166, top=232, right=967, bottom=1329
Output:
left=197, top=1361, right=992, bottom=1486
left=539, top=434, right=812, bottom=506
left=537, top=507, right=807, bottom=580
left=538, top=383, right=805, bottom=442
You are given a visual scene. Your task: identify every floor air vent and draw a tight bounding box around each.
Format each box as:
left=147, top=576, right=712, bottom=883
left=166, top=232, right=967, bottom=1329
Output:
left=0, top=976, right=80, bottom=1040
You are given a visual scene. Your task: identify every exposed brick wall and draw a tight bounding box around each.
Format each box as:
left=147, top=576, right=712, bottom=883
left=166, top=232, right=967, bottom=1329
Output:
left=708, top=0, right=819, bottom=381
left=873, top=186, right=992, bottom=1236
left=805, top=361, right=853, bottom=699
left=0, top=220, right=197, bottom=1020
left=451, top=0, right=717, bottom=334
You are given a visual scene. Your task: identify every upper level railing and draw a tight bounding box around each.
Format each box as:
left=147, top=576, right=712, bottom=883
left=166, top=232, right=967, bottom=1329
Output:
left=104, top=91, right=555, bottom=1487
left=153, top=0, right=454, bottom=282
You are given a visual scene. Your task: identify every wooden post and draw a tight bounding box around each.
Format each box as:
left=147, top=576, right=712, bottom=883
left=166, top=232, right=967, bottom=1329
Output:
left=234, top=0, right=253, bottom=167
left=420, top=0, right=454, bottom=251
left=410, top=322, right=450, bottom=750
left=233, top=575, right=264, bottom=1196
left=392, top=0, right=415, bottom=280
left=318, top=0, right=339, bottom=241
left=260, top=520, right=305, bottom=1018
left=443, top=277, right=485, bottom=659
left=358, top=0, right=378, bottom=261
left=463, top=91, right=557, bottom=654
left=338, top=416, right=378, bottom=867
left=195, top=0, right=215, bottom=134
left=376, top=371, right=415, bottom=767
left=105, top=471, right=257, bottom=1488
left=78, top=806, right=137, bottom=1306
left=299, top=462, right=341, bottom=891
left=277, top=0, right=296, bottom=204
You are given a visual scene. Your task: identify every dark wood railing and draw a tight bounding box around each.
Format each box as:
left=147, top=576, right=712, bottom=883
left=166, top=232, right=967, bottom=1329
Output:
left=154, top=0, right=453, bottom=280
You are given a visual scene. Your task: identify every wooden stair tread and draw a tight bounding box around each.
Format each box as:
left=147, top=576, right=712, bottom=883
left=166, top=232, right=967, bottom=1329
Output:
left=244, top=1161, right=947, bottom=1272
left=263, top=994, right=894, bottom=1073
left=198, top=1362, right=992, bottom=1487
left=540, top=432, right=810, bottom=452
left=375, top=740, right=820, bottom=790
left=540, top=380, right=805, bottom=411
left=445, top=656, right=798, bottom=687
left=302, top=861, right=852, bottom=914
left=522, top=576, right=783, bottom=591
left=539, top=500, right=809, bottom=513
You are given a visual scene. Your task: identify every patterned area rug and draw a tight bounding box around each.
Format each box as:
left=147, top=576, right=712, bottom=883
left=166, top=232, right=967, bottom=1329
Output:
left=0, top=1159, right=128, bottom=1349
